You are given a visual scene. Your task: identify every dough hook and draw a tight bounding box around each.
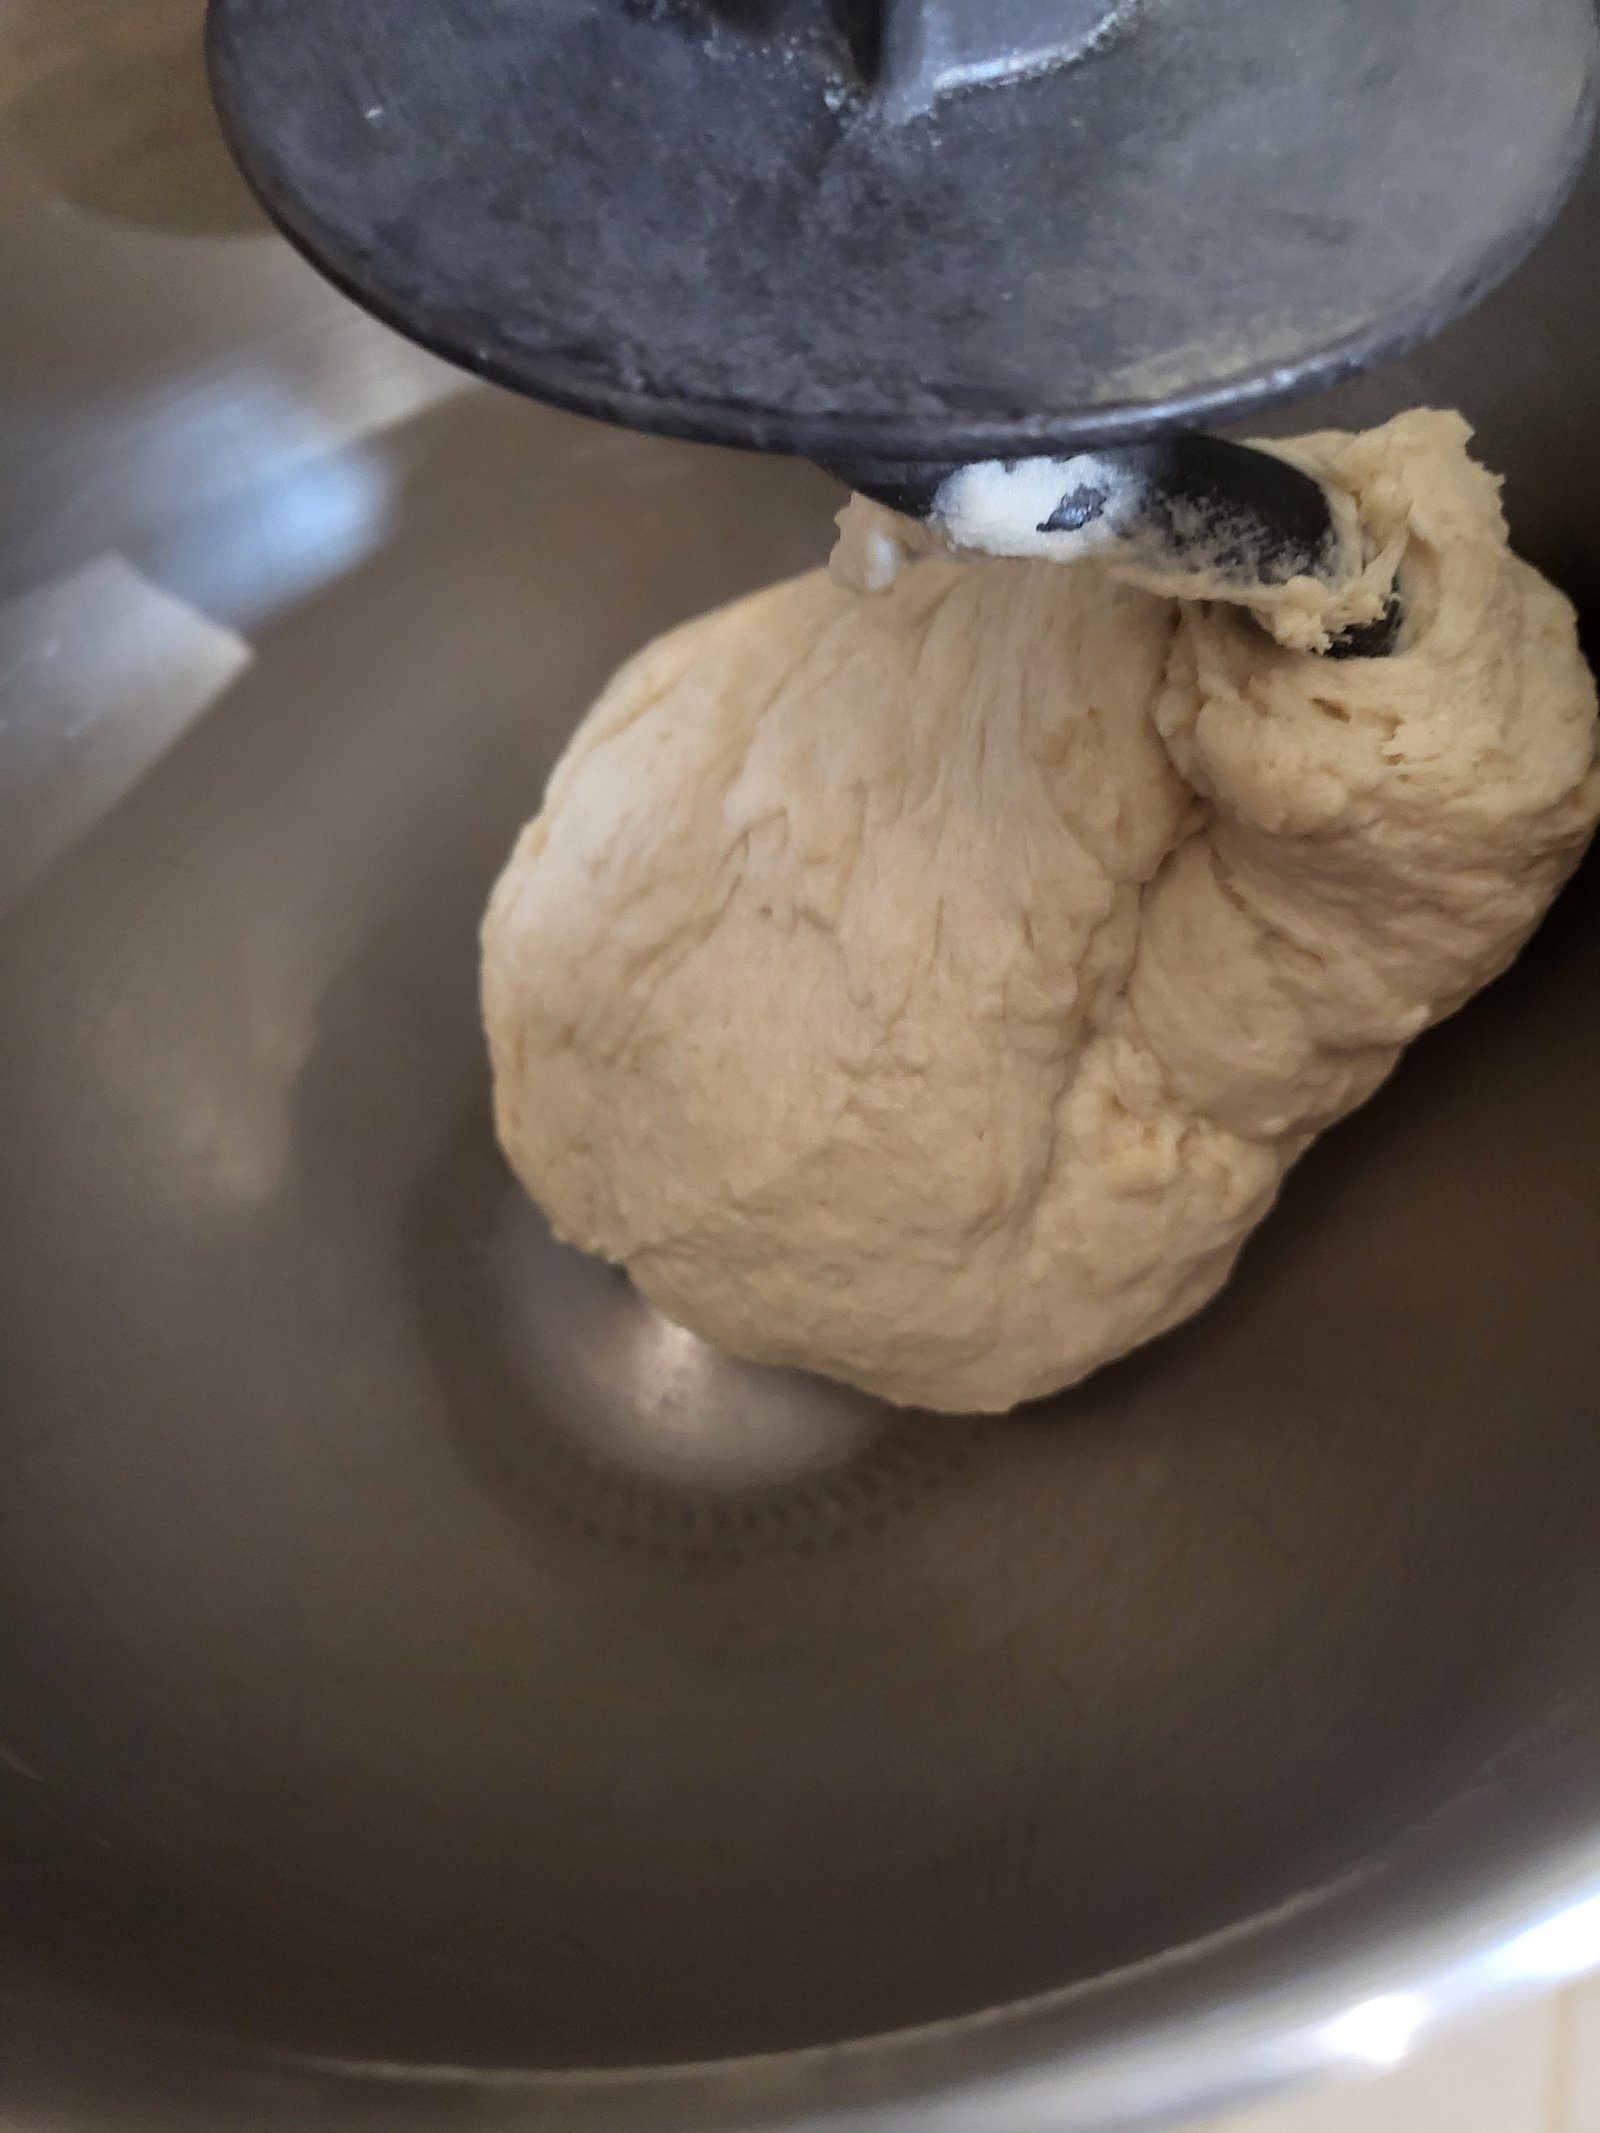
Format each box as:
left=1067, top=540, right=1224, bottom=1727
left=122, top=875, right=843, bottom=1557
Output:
left=828, top=433, right=1407, bottom=656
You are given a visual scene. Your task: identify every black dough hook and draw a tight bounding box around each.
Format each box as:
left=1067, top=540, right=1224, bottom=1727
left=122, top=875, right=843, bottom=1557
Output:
left=832, top=435, right=1405, bottom=658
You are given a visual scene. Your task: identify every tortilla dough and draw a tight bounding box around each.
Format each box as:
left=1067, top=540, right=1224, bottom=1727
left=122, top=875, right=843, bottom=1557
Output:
left=482, top=412, right=1600, bottom=1412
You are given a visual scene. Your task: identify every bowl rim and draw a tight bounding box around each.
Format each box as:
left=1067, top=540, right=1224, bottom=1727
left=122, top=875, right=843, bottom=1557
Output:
left=6, top=1724, right=1599, bottom=2133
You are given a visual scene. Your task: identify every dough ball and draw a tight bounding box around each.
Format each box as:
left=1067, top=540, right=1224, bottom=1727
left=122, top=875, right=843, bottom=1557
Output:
left=482, top=412, right=1600, bottom=1413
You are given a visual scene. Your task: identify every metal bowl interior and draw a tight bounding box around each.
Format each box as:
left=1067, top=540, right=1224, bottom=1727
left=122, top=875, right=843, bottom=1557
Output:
left=1, top=9, right=1600, bottom=2130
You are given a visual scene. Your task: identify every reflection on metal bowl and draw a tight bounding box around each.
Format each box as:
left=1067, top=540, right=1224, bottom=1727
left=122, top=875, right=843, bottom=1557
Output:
left=1, top=9, right=1599, bottom=2131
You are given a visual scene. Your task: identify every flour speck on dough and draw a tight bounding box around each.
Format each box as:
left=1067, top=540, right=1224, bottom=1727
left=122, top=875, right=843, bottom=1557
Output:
left=482, top=412, right=1600, bottom=1413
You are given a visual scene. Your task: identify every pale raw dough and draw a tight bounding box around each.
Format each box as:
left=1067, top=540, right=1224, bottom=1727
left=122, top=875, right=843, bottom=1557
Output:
left=482, top=412, right=1600, bottom=1413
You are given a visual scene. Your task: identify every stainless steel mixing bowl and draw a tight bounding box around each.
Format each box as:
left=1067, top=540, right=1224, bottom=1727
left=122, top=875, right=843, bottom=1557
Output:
left=2, top=9, right=1600, bottom=2130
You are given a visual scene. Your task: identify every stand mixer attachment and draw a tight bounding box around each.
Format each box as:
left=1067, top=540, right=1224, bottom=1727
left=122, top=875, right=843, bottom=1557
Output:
left=206, top=0, right=1597, bottom=642
left=828, top=433, right=1407, bottom=655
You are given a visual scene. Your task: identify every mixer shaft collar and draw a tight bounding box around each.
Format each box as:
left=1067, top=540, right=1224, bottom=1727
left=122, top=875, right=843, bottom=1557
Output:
left=209, top=0, right=1596, bottom=461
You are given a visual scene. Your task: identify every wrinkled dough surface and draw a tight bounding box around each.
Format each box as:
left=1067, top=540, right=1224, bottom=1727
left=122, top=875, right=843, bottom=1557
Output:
left=483, top=413, right=1600, bottom=1412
